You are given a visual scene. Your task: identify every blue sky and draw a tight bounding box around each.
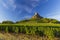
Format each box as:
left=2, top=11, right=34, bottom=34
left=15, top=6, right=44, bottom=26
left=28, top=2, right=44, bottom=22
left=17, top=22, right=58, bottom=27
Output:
left=0, top=0, right=60, bottom=22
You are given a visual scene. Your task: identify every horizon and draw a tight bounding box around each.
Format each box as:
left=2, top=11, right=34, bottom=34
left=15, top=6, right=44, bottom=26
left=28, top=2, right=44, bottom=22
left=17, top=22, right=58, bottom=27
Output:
left=0, top=0, right=60, bottom=22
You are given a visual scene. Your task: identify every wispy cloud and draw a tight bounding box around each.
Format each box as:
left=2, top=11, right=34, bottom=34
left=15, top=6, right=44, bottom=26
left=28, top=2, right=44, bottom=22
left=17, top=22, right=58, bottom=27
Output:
left=46, top=12, right=60, bottom=20
left=23, top=15, right=32, bottom=19
left=2, top=2, right=8, bottom=9
left=1, top=0, right=16, bottom=10
left=15, top=0, right=41, bottom=13
left=1, top=0, right=48, bottom=13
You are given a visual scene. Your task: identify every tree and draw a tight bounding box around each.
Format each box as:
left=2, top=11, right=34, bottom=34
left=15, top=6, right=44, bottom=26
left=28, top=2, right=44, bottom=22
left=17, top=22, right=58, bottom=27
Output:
left=2, top=21, right=14, bottom=24
left=49, top=19, right=59, bottom=23
left=16, top=20, right=29, bottom=23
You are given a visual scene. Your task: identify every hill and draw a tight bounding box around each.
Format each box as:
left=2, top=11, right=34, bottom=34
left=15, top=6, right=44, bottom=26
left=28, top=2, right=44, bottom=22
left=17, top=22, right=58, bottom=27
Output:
left=0, top=12, right=60, bottom=40
left=16, top=12, right=59, bottom=23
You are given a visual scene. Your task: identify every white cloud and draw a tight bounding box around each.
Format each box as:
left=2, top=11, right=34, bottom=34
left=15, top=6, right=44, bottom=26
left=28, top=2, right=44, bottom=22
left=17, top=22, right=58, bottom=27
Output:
left=23, top=15, right=32, bottom=19
left=32, top=0, right=40, bottom=1
left=1, top=1, right=8, bottom=8
left=9, top=0, right=14, bottom=3
left=24, top=6, right=33, bottom=13
left=46, top=12, right=60, bottom=20
left=17, top=0, right=40, bottom=13
left=15, top=0, right=48, bottom=13
left=1, top=0, right=48, bottom=13
left=1, top=0, right=16, bottom=10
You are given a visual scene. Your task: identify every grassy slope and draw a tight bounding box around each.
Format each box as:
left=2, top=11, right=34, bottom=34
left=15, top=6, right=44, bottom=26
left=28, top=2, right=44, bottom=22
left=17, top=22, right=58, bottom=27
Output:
left=0, top=14, right=60, bottom=40
left=0, top=23, right=60, bottom=40
left=0, top=23, right=60, bottom=27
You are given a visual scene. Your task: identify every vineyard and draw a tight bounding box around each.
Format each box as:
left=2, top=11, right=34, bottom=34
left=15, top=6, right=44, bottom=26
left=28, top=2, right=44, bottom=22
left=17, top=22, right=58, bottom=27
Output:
left=0, top=23, right=60, bottom=39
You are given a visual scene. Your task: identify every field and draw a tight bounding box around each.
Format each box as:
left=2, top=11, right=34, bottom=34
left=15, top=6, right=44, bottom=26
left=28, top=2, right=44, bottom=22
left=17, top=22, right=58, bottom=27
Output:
left=0, top=23, right=60, bottom=40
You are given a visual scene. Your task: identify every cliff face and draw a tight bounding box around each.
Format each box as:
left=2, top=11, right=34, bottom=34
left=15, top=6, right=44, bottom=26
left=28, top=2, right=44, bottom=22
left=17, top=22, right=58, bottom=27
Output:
left=32, top=12, right=43, bottom=19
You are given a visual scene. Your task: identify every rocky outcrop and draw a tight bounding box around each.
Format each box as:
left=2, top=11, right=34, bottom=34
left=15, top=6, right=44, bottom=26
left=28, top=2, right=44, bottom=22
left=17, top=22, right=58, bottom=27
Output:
left=32, top=12, right=43, bottom=19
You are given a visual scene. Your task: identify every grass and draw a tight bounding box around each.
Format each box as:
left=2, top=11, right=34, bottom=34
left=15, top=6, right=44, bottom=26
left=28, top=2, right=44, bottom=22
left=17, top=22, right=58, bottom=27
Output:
left=0, top=32, right=60, bottom=40
left=0, top=23, right=60, bottom=27
left=0, top=33, right=60, bottom=40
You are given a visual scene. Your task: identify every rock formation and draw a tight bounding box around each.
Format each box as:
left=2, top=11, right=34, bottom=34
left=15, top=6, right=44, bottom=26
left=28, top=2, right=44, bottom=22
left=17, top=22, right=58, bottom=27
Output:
left=32, top=12, right=43, bottom=19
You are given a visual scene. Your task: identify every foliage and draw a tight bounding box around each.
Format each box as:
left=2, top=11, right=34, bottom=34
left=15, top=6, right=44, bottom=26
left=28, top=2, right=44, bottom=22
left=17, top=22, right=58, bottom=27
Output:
left=16, top=20, right=30, bottom=23
left=2, top=21, right=14, bottom=24
left=0, top=23, right=60, bottom=38
left=49, top=19, right=59, bottom=23
left=16, top=18, right=59, bottom=23
left=0, top=19, right=60, bottom=38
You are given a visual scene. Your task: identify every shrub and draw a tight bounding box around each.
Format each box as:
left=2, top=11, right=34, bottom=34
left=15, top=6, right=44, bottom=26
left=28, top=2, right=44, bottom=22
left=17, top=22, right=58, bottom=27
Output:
left=2, top=21, right=14, bottom=24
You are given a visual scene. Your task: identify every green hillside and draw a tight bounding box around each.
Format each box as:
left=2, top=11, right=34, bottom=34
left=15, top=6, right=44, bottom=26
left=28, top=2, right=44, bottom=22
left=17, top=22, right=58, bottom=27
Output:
left=0, top=13, right=60, bottom=40
left=16, top=12, right=59, bottom=23
left=0, top=23, right=60, bottom=40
